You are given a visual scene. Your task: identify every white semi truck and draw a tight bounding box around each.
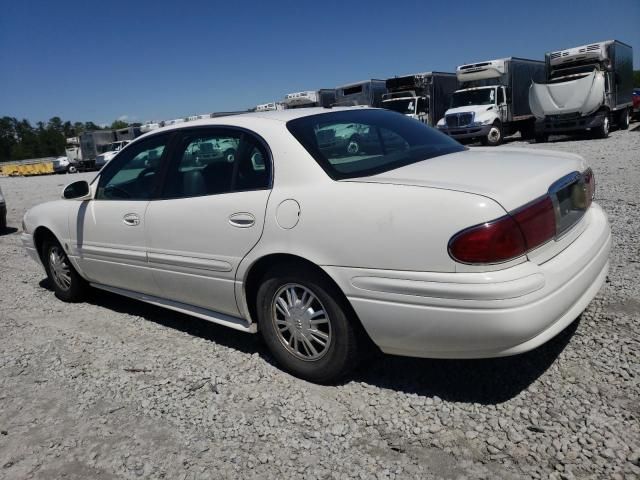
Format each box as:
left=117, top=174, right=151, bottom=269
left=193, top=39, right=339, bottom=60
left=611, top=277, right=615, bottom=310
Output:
left=437, top=57, right=545, bottom=145
left=529, top=40, right=633, bottom=140
left=383, top=72, right=457, bottom=126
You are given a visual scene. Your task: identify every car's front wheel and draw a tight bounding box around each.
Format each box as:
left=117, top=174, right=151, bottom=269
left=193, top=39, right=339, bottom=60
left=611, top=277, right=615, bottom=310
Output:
left=256, top=264, right=360, bottom=383
left=43, top=239, right=87, bottom=302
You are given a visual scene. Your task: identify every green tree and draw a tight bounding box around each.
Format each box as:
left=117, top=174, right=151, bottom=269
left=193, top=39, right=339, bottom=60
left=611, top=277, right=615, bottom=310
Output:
left=110, top=119, right=129, bottom=129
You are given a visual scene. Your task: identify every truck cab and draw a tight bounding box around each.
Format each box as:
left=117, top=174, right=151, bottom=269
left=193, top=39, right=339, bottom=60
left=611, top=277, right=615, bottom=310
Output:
left=437, top=58, right=544, bottom=146
left=382, top=91, right=429, bottom=122
left=95, top=140, right=130, bottom=168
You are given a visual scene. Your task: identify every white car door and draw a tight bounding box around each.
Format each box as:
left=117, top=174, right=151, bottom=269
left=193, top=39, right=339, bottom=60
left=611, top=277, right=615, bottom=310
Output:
left=69, top=134, right=172, bottom=295
left=144, top=128, right=271, bottom=316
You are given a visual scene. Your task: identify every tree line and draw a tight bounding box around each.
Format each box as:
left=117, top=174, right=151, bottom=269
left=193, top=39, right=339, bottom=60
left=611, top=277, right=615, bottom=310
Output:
left=0, top=117, right=131, bottom=163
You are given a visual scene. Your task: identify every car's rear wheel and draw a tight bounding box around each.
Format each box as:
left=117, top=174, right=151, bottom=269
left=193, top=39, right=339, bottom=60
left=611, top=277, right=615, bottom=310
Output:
left=43, top=239, right=87, bottom=302
left=256, top=264, right=360, bottom=383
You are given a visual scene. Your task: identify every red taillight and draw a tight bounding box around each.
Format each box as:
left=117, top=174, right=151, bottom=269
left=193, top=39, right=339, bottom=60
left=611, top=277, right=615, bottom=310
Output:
left=449, top=216, right=526, bottom=264
left=449, top=195, right=557, bottom=264
left=512, top=196, right=556, bottom=251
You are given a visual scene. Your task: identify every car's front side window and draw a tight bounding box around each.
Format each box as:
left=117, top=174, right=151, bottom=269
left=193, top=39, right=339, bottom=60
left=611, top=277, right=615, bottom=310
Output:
left=96, top=135, right=169, bottom=200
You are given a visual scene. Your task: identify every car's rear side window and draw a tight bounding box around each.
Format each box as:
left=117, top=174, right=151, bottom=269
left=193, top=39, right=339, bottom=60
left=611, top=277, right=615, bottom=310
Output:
left=286, top=109, right=465, bottom=180
left=160, top=128, right=271, bottom=199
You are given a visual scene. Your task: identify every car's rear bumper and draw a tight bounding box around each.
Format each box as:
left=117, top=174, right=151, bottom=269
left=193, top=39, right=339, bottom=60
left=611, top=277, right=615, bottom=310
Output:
left=324, top=203, right=610, bottom=358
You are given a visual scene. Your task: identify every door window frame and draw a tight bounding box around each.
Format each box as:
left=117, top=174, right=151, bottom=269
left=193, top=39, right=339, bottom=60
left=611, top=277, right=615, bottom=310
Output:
left=93, top=132, right=177, bottom=201
left=157, top=126, right=274, bottom=200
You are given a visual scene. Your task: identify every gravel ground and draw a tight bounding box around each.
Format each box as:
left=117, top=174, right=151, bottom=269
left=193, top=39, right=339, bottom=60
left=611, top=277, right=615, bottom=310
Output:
left=1, top=127, right=639, bottom=480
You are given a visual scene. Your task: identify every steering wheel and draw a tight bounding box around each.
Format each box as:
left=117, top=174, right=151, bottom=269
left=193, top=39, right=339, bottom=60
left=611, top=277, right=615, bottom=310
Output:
left=103, top=184, right=131, bottom=199
left=136, top=167, right=156, bottom=181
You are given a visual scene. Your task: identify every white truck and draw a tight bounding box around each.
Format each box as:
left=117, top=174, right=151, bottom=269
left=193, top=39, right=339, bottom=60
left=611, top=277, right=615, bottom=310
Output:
left=529, top=40, right=633, bottom=140
left=383, top=72, right=457, bottom=126
left=437, top=58, right=545, bottom=146
left=281, top=90, right=336, bottom=109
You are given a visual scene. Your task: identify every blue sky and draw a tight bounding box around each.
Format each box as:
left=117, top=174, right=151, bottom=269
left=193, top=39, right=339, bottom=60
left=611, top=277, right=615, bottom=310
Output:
left=1, top=0, right=638, bottom=125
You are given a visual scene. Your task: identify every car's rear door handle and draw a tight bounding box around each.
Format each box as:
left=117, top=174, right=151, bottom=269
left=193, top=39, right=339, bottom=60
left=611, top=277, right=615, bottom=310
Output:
left=123, top=213, right=140, bottom=226
left=229, top=212, right=255, bottom=228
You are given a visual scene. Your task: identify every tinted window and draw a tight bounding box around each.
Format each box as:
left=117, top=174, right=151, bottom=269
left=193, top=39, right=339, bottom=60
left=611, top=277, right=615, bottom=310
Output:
left=161, top=129, right=271, bottom=199
left=286, top=109, right=464, bottom=180
left=96, top=135, right=168, bottom=200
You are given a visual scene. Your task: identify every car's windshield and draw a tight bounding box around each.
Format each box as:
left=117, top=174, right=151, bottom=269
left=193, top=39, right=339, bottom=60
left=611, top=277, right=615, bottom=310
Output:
left=286, top=109, right=464, bottom=180
left=383, top=99, right=417, bottom=115
left=450, top=88, right=496, bottom=108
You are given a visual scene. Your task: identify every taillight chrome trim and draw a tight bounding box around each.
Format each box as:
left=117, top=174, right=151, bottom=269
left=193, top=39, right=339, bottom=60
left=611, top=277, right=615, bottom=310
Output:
left=548, top=170, right=593, bottom=240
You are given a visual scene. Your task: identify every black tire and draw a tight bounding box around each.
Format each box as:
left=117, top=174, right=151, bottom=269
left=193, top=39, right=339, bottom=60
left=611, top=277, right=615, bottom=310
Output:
left=256, top=264, right=360, bottom=383
left=223, top=149, right=236, bottom=163
left=480, top=121, right=503, bottom=146
left=618, top=108, right=630, bottom=130
left=67, top=164, right=78, bottom=174
left=534, top=132, right=549, bottom=143
left=593, top=114, right=610, bottom=139
left=42, top=238, right=87, bottom=302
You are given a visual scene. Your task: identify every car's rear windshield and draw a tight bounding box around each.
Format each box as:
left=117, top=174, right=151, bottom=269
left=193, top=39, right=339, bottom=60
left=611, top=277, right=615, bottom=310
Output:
left=286, top=109, right=465, bottom=180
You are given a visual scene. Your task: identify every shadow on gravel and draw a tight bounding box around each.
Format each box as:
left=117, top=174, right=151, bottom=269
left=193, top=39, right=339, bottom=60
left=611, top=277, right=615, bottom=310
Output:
left=0, top=227, right=18, bottom=236
left=350, top=318, right=580, bottom=404
left=39, top=278, right=579, bottom=402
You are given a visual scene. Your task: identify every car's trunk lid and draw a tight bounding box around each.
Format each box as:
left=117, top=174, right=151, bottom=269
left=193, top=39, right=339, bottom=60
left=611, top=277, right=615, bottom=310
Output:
left=348, top=147, right=587, bottom=212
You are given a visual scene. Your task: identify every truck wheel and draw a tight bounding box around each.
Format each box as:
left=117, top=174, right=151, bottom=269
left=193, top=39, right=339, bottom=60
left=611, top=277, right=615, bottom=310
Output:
left=618, top=109, right=630, bottom=130
left=594, top=115, right=610, bottom=139
left=481, top=122, right=503, bottom=146
left=67, top=165, right=78, bottom=174
left=535, top=132, right=549, bottom=143
left=347, top=135, right=361, bottom=155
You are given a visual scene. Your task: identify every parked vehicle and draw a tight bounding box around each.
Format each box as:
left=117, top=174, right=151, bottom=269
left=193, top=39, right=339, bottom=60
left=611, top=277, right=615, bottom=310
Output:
left=334, top=80, right=387, bottom=107
left=76, top=130, right=117, bottom=171
left=383, top=72, right=458, bottom=126
left=52, top=156, right=78, bottom=174
left=0, top=184, right=6, bottom=230
left=256, top=102, right=284, bottom=112
left=64, top=137, right=81, bottom=163
left=632, top=88, right=640, bottom=120
left=282, top=90, right=336, bottom=109
left=95, top=141, right=131, bottom=169
left=529, top=40, right=633, bottom=139
left=437, top=58, right=545, bottom=145
left=140, top=122, right=161, bottom=133
left=21, top=108, right=610, bottom=383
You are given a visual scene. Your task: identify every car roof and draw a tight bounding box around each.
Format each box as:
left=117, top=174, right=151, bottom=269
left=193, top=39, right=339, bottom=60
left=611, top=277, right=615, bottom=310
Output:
left=137, top=106, right=373, bottom=140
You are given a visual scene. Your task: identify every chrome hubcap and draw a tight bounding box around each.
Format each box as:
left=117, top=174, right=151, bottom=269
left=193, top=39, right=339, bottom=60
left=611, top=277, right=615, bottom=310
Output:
left=271, top=284, right=331, bottom=361
left=347, top=141, right=359, bottom=154
left=49, top=246, right=71, bottom=290
left=489, top=127, right=501, bottom=142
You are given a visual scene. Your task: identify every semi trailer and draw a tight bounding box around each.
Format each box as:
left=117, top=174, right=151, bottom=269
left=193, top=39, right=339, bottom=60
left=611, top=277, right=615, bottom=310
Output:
left=437, top=57, right=545, bottom=145
left=334, top=80, right=387, bottom=107
left=529, top=40, right=633, bottom=140
left=383, top=72, right=457, bottom=126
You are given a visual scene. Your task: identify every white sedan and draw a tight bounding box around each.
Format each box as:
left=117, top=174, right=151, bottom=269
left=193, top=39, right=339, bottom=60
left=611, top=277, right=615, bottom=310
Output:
left=21, top=108, right=611, bottom=382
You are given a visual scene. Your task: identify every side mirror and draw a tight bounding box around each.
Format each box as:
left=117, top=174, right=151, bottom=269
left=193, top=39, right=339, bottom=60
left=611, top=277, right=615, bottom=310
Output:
left=62, top=180, right=91, bottom=200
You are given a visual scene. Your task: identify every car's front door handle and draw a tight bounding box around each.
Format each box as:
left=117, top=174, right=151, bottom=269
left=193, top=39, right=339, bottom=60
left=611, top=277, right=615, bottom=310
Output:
left=228, top=212, right=255, bottom=228
left=123, top=213, right=140, bottom=226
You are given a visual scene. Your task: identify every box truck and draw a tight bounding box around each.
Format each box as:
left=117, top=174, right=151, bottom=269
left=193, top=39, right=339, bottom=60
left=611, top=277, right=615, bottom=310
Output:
left=383, top=72, right=457, bottom=126
left=529, top=40, right=633, bottom=140
left=334, top=80, right=387, bottom=107
left=437, top=57, right=545, bottom=145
